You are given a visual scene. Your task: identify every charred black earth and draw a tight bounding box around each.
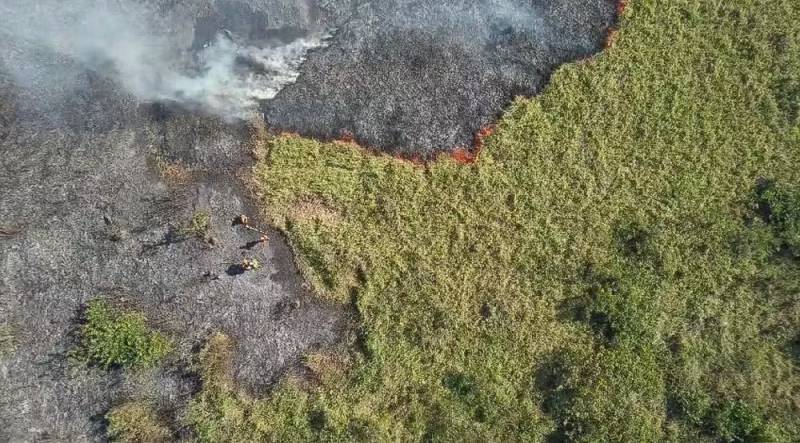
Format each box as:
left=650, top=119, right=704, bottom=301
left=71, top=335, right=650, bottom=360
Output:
left=265, top=0, right=620, bottom=156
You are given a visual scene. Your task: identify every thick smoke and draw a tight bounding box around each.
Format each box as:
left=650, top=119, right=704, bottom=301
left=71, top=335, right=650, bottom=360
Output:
left=0, top=0, right=328, bottom=119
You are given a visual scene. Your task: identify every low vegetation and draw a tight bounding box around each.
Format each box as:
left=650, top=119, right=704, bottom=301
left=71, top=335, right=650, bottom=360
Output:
left=181, top=210, right=212, bottom=239
left=188, top=0, right=799, bottom=441
left=0, top=325, right=14, bottom=356
left=76, top=300, right=172, bottom=370
left=756, top=180, right=800, bottom=256
left=106, top=401, right=173, bottom=443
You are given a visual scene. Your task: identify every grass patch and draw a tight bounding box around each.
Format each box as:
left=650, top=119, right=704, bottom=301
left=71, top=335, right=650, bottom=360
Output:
left=75, top=300, right=172, bottom=370
left=106, top=401, right=173, bottom=443
left=187, top=333, right=321, bottom=442
left=0, top=325, right=14, bottom=356
left=755, top=180, right=800, bottom=256
left=186, top=0, right=800, bottom=441
left=711, top=400, right=773, bottom=443
left=181, top=210, right=212, bottom=239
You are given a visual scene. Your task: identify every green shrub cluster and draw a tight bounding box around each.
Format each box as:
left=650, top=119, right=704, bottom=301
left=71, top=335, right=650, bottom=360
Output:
left=76, top=300, right=172, bottom=369
left=106, top=402, right=172, bottom=443
left=181, top=210, right=212, bottom=239
left=712, top=401, right=771, bottom=443
left=757, top=181, right=800, bottom=255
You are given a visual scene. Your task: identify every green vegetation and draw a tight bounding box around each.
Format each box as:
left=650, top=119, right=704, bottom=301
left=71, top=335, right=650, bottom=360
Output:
left=0, top=325, right=14, bottom=356
left=181, top=210, right=212, bottom=239
left=188, top=0, right=800, bottom=441
left=106, top=401, right=173, bottom=443
left=187, top=332, right=298, bottom=442
left=711, top=400, right=771, bottom=443
left=76, top=300, right=172, bottom=370
left=756, top=181, right=800, bottom=255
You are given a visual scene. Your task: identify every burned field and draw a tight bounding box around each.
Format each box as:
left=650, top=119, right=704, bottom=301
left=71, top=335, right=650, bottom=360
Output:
left=2, top=0, right=800, bottom=440
left=0, top=1, right=349, bottom=439
left=0, top=76, right=347, bottom=442
left=266, top=0, right=620, bottom=156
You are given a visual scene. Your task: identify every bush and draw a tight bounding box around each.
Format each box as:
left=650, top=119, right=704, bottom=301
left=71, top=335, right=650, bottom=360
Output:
left=181, top=210, right=211, bottom=239
left=671, top=387, right=712, bottom=427
left=106, top=402, right=172, bottom=443
left=756, top=181, right=800, bottom=255
left=711, top=401, right=771, bottom=443
left=76, top=300, right=172, bottom=369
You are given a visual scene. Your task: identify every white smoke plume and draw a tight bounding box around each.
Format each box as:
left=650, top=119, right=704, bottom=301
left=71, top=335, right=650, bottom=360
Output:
left=0, top=0, right=328, bottom=119
left=161, top=33, right=329, bottom=118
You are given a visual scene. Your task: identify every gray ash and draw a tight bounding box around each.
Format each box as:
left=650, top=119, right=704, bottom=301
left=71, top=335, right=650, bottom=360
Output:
left=263, top=0, right=620, bottom=156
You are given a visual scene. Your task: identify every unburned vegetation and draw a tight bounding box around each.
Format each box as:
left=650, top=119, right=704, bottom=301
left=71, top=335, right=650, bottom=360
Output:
left=225, top=0, right=800, bottom=441
left=118, top=0, right=800, bottom=441
left=75, top=300, right=172, bottom=370
left=106, top=401, right=173, bottom=443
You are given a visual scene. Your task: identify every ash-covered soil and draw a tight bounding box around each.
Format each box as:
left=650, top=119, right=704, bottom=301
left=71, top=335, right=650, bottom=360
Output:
left=266, top=0, right=619, bottom=156
left=1, top=0, right=617, bottom=440
left=0, top=1, right=347, bottom=441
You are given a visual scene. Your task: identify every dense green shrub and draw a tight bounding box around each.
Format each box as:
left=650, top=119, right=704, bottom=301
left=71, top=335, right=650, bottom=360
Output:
left=181, top=210, right=211, bottom=239
left=757, top=181, right=800, bottom=255
left=106, top=401, right=172, bottom=443
left=76, top=300, right=172, bottom=369
left=712, top=401, right=770, bottom=443
left=671, top=387, right=712, bottom=428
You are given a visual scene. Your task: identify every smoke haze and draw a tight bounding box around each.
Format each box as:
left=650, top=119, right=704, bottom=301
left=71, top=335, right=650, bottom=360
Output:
left=0, top=0, right=328, bottom=119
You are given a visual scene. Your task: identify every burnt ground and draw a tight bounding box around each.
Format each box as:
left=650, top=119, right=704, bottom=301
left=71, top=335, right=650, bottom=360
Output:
left=0, top=2, right=345, bottom=441
left=0, top=0, right=616, bottom=441
left=266, top=0, right=620, bottom=156
left=0, top=63, right=346, bottom=441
